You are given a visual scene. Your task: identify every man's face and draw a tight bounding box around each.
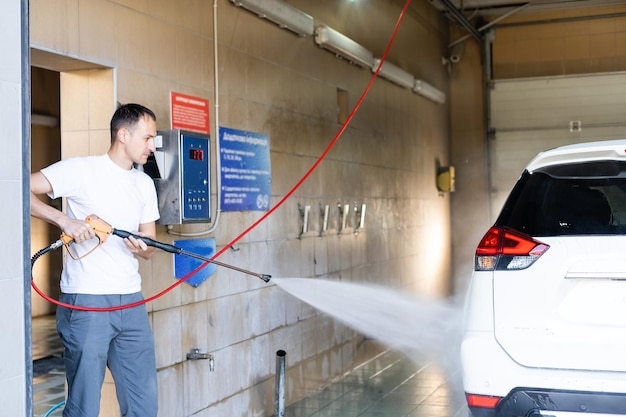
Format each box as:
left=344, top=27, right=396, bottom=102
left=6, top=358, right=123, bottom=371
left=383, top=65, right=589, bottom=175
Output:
left=125, top=116, right=157, bottom=165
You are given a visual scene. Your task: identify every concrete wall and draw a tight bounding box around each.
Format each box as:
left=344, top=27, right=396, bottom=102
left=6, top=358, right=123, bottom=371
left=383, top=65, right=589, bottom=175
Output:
left=449, top=29, right=489, bottom=295
left=0, top=0, right=28, bottom=415
left=26, top=0, right=452, bottom=416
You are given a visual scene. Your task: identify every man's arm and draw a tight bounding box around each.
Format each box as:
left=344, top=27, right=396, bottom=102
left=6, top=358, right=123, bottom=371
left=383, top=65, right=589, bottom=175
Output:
left=30, top=171, right=94, bottom=242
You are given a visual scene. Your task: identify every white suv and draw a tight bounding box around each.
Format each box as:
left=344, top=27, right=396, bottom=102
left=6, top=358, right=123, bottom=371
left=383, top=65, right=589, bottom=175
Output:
left=461, top=140, right=626, bottom=417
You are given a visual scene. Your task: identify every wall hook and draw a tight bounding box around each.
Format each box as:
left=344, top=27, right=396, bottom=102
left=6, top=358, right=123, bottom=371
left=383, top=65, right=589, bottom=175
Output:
left=354, top=203, right=366, bottom=234
left=338, top=203, right=350, bottom=234
left=298, top=203, right=311, bottom=238
left=319, top=203, right=329, bottom=237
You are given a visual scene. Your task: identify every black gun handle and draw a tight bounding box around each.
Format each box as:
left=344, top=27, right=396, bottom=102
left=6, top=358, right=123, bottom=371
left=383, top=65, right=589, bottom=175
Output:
left=112, top=229, right=181, bottom=254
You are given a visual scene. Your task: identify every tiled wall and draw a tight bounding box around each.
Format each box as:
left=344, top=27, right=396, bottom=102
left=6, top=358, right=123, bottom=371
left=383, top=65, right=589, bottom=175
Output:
left=59, top=69, right=114, bottom=158
left=27, top=0, right=452, bottom=415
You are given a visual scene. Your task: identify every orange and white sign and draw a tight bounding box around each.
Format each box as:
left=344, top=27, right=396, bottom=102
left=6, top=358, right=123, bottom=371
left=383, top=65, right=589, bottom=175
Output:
left=170, top=91, right=210, bottom=134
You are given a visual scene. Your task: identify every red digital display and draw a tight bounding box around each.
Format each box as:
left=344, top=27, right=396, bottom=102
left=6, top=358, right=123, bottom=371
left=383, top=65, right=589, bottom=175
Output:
left=189, top=149, right=204, bottom=161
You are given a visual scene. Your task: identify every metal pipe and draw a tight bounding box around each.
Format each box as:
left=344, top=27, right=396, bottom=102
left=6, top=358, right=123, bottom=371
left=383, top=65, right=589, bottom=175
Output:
left=483, top=29, right=495, bottom=222
left=166, top=0, right=222, bottom=238
left=177, top=248, right=271, bottom=283
left=449, top=2, right=531, bottom=47
left=274, top=350, right=286, bottom=417
left=438, top=0, right=482, bottom=41
left=495, top=11, right=626, bottom=28
left=22, top=0, right=34, bottom=414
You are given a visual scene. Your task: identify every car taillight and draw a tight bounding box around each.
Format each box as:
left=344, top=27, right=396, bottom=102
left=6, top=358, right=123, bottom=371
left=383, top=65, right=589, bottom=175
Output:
left=475, top=226, right=549, bottom=271
left=466, top=393, right=502, bottom=409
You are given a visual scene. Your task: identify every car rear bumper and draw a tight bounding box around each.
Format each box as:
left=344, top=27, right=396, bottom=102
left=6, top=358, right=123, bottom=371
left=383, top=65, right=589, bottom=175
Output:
left=538, top=412, right=626, bottom=417
left=462, top=330, right=626, bottom=395
left=463, top=332, right=626, bottom=417
left=476, top=388, right=626, bottom=417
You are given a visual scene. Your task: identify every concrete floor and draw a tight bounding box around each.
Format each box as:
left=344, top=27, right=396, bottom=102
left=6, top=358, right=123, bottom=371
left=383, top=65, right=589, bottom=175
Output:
left=32, top=315, right=468, bottom=417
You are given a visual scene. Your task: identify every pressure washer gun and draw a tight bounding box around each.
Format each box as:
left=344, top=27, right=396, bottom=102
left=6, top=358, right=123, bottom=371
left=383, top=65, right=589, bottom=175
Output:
left=59, top=215, right=271, bottom=283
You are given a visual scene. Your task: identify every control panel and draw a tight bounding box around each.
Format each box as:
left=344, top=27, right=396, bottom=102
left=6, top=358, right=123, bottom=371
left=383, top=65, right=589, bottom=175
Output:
left=143, top=129, right=211, bottom=224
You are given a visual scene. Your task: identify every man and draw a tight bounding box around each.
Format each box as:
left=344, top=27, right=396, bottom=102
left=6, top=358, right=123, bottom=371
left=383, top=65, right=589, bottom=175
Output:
left=30, top=103, right=160, bottom=417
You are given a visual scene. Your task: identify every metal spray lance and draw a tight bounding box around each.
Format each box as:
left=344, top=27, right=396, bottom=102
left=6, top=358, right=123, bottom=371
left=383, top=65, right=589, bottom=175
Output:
left=61, top=215, right=271, bottom=283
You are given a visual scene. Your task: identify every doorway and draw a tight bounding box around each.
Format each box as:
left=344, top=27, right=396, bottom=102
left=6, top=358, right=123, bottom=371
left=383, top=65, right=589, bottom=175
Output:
left=30, top=50, right=115, bottom=318
left=30, top=49, right=116, bottom=415
left=31, top=66, right=62, bottom=318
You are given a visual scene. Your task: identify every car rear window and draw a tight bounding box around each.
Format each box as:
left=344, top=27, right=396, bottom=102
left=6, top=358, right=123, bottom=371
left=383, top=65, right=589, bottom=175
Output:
left=496, top=161, right=626, bottom=236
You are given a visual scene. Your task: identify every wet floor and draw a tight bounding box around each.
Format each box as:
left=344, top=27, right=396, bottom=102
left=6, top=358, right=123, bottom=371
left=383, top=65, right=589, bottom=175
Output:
left=284, top=349, right=466, bottom=417
left=32, top=315, right=66, bottom=417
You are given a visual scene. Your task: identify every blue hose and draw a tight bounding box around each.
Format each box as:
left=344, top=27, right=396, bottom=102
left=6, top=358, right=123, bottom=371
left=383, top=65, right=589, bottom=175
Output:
left=44, top=400, right=65, bottom=417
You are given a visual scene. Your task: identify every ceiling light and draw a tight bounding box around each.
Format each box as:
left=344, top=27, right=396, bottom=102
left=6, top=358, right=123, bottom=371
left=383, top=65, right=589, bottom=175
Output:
left=372, top=59, right=414, bottom=89
left=413, top=79, right=446, bottom=104
left=314, top=25, right=374, bottom=68
left=230, top=0, right=314, bottom=37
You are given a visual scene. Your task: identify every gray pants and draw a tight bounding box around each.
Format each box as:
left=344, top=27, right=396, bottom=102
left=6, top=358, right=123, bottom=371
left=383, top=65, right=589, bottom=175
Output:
left=57, top=293, right=158, bottom=417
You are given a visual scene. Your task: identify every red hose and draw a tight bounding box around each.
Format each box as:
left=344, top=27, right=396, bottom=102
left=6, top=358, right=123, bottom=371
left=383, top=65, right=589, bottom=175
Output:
left=31, top=261, right=207, bottom=311
left=31, top=0, right=413, bottom=312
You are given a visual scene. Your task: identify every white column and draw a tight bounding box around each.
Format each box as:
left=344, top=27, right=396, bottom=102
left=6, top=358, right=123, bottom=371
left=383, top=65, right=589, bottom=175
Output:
left=0, top=0, right=30, bottom=416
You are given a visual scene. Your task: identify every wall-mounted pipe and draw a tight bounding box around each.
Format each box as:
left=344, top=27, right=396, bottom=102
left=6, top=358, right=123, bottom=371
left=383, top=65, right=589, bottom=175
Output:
left=167, top=0, right=222, bottom=237
left=274, top=350, right=286, bottom=417
left=22, top=0, right=33, bottom=413
left=483, top=29, right=495, bottom=221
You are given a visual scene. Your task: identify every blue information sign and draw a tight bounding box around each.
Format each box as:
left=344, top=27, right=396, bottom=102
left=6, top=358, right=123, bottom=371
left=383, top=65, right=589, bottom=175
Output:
left=219, top=127, right=271, bottom=211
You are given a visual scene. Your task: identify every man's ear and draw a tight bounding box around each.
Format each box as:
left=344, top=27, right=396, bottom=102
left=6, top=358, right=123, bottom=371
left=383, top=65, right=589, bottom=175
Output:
left=117, top=127, right=129, bottom=144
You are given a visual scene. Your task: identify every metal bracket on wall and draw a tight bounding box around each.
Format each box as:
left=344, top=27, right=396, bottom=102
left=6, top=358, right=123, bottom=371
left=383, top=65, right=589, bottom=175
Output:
left=319, top=203, right=330, bottom=237
left=338, top=203, right=350, bottom=234
left=298, top=203, right=311, bottom=239
left=354, top=203, right=366, bottom=234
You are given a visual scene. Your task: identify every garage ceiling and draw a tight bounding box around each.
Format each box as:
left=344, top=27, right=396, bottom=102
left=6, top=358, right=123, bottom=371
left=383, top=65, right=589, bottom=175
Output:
left=429, top=0, right=626, bottom=16
left=426, top=0, right=626, bottom=45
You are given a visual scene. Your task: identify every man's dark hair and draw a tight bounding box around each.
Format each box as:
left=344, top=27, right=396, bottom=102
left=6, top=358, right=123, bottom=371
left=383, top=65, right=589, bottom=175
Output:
left=110, top=103, right=156, bottom=142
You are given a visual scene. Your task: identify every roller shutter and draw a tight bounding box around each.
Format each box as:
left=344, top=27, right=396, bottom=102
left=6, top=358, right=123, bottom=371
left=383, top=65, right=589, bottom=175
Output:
left=488, top=72, right=626, bottom=220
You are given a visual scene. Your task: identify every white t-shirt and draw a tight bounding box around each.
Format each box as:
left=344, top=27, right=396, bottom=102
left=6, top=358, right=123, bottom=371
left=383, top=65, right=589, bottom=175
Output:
left=41, top=154, right=160, bottom=294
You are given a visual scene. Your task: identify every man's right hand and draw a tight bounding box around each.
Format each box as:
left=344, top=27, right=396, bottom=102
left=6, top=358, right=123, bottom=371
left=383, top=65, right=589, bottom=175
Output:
left=60, top=218, right=96, bottom=243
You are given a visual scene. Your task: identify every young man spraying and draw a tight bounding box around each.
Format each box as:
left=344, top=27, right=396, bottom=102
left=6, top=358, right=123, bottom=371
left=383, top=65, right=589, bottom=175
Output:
left=30, top=103, right=160, bottom=417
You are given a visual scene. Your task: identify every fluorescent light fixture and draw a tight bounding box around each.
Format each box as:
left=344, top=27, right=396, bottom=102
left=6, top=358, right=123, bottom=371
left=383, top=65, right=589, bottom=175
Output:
left=314, top=25, right=374, bottom=68
left=230, top=0, right=314, bottom=37
left=413, top=79, right=446, bottom=104
left=372, top=58, right=414, bottom=89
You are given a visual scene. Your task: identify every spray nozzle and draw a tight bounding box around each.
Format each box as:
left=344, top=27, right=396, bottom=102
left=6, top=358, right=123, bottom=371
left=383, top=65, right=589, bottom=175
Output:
left=111, top=228, right=271, bottom=282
